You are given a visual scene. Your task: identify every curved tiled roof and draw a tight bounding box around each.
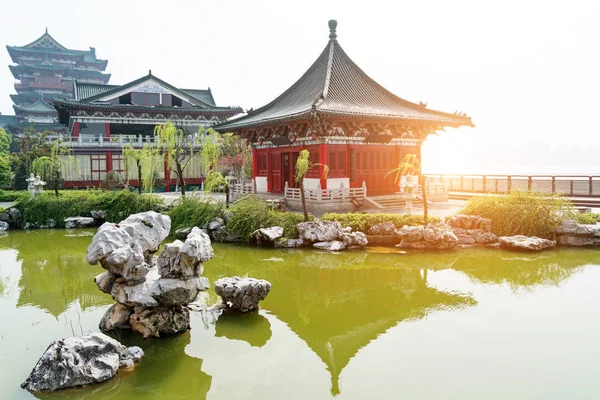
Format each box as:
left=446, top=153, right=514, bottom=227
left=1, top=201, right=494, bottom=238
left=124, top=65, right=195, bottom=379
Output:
left=13, top=99, right=56, bottom=113
left=74, top=82, right=119, bottom=100
left=218, top=21, right=473, bottom=131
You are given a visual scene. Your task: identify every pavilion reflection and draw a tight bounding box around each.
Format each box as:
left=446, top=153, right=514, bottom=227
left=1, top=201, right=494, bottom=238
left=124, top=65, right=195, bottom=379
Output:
left=0, top=229, right=111, bottom=317
left=207, top=246, right=477, bottom=395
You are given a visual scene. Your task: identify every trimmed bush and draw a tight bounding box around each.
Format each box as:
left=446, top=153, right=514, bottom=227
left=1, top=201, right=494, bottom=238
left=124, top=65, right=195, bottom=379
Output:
left=226, top=196, right=307, bottom=241
left=321, top=213, right=440, bottom=233
left=16, top=190, right=164, bottom=228
left=460, top=191, right=574, bottom=239
left=168, top=196, right=224, bottom=234
left=575, top=212, right=600, bottom=225
left=0, top=190, right=27, bottom=202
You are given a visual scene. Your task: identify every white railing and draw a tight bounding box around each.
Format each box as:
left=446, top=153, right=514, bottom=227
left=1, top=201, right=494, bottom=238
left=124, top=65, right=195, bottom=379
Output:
left=284, top=181, right=367, bottom=202
left=54, top=135, right=205, bottom=148
left=231, top=181, right=255, bottom=195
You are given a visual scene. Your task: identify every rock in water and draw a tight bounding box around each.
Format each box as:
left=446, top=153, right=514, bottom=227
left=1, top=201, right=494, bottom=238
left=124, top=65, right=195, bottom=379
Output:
left=100, top=303, right=133, bottom=331
left=64, top=217, right=95, bottom=229
left=94, top=271, right=118, bottom=294
left=129, top=306, right=190, bottom=338
left=498, top=235, right=556, bottom=251
left=313, top=240, right=347, bottom=251
left=21, top=333, right=142, bottom=392
left=0, top=221, right=8, bottom=231
left=297, top=221, right=343, bottom=242
left=274, top=238, right=306, bottom=248
left=367, top=222, right=398, bottom=236
left=340, top=231, right=368, bottom=247
left=251, top=226, right=284, bottom=245
left=158, top=229, right=215, bottom=279
left=214, top=276, right=271, bottom=312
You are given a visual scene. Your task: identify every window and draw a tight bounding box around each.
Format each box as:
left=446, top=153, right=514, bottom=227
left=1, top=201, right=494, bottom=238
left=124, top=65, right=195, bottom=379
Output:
left=328, top=150, right=347, bottom=178
left=112, top=155, right=124, bottom=173
left=306, top=151, right=320, bottom=178
left=91, top=154, right=107, bottom=181
left=131, top=92, right=160, bottom=105
left=257, top=154, right=268, bottom=176
left=162, top=94, right=172, bottom=106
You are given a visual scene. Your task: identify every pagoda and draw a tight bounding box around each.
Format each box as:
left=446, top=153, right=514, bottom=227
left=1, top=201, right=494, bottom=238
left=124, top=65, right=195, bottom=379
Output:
left=5, top=29, right=110, bottom=132
left=216, top=20, right=473, bottom=196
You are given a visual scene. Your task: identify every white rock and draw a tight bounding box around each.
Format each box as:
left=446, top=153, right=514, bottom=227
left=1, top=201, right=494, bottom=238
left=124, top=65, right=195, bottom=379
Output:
left=252, top=226, right=284, bottom=244
left=65, top=217, right=95, bottom=229
left=498, top=235, right=556, bottom=251
left=340, top=231, right=368, bottom=247
left=214, top=276, right=271, bottom=312
left=297, top=221, right=343, bottom=242
left=313, top=240, right=346, bottom=251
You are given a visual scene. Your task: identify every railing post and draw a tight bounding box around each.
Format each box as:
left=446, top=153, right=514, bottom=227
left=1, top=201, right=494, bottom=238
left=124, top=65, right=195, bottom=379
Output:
left=138, top=135, right=143, bottom=146
left=317, top=182, right=322, bottom=201
left=482, top=175, right=487, bottom=193
left=341, top=182, right=345, bottom=201
left=495, top=179, right=499, bottom=193
left=99, top=136, right=104, bottom=147
left=528, top=176, right=532, bottom=191
left=552, top=176, right=556, bottom=194
left=507, top=176, right=512, bottom=193
left=589, top=176, right=593, bottom=196
left=460, top=175, right=464, bottom=191
left=362, top=181, right=367, bottom=197
left=119, top=135, right=123, bottom=147
left=252, top=179, right=257, bottom=194
left=78, top=136, right=83, bottom=146
left=284, top=181, right=289, bottom=199
left=570, top=180, right=574, bottom=196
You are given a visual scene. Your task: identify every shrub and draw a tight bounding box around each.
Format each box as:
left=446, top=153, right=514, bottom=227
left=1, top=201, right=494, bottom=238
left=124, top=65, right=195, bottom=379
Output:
left=460, top=191, right=574, bottom=239
left=0, top=190, right=27, bottom=202
left=575, top=212, right=600, bottom=225
left=321, top=212, right=439, bottom=233
left=226, top=196, right=307, bottom=241
left=16, top=190, right=164, bottom=228
left=168, top=196, right=224, bottom=234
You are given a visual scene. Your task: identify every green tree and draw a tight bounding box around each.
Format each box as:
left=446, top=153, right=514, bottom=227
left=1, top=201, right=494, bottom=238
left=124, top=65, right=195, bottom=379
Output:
left=0, top=127, right=12, bottom=188
left=10, top=124, right=52, bottom=190
left=32, top=140, right=71, bottom=196
left=295, top=149, right=328, bottom=221
left=122, top=144, right=159, bottom=194
left=155, top=122, right=202, bottom=197
left=386, top=154, right=428, bottom=222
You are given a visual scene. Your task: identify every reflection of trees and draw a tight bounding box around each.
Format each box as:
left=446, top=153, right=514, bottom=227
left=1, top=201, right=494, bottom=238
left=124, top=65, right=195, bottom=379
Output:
left=386, top=247, right=600, bottom=291
left=32, top=331, right=212, bottom=400
left=215, top=310, right=272, bottom=347
left=207, top=245, right=476, bottom=395
left=0, top=230, right=111, bottom=317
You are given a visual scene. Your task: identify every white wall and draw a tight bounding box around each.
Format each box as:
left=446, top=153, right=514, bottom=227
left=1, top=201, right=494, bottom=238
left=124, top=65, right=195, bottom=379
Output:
left=326, top=178, right=350, bottom=189
left=255, top=176, right=268, bottom=193
left=303, top=178, right=321, bottom=190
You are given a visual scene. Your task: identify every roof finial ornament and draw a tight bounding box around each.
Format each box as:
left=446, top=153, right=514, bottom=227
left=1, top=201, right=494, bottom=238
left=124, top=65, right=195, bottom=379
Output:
left=328, top=20, right=337, bottom=41
left=149, top=69, right=152, bottom=75
left=45, top=27, right=48, bottom=34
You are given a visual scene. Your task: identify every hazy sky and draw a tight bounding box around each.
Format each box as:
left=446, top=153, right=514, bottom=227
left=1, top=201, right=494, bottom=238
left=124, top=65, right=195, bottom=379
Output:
left=1, top=0, right=598, bottom=173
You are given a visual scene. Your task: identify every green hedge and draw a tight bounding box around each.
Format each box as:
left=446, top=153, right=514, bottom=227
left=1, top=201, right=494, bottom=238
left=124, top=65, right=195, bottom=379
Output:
left=17, top=190, right=164, bottom=228
left=321, top=213, right=440, bottom=233
left=0, top=190, right=28, bottom=202
left=226, top=197, right=308, bottom=241
left=460, top=191, right=573, bottom=239
left=575, top=212, right=600, bottom=225
left=168, top=196, right=224, bottom=234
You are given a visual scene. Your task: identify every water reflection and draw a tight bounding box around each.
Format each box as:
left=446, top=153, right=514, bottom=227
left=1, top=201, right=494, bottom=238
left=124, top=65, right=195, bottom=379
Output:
left=215, top=311, right=272, bottom=348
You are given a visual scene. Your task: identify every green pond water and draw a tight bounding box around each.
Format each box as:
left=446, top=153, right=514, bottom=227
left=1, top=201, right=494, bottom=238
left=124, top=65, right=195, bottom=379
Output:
left=1, top=229, right=600, bottom=399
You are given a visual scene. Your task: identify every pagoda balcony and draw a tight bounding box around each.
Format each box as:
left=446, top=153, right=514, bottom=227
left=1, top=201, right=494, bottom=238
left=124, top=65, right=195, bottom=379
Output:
left=15, top=82, right=67, bottom=90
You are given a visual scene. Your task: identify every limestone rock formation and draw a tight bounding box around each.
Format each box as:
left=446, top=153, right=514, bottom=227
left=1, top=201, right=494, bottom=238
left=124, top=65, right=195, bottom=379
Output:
left=88, top=213, right=212, bottom=338
left=340, top=231, right=368, bottom=247
left=313, top=240, right=347, bottom=251
left=21, top=333, right=143, bottom=392
left=90, top=210, right=107, bottom=220
left=498, top=235, right=556, bottom=251
left=396, top=223, right=458, bottom=250
left=0, top=221, right=8, bottom=231
left=275, top=238, right=306, bottom=248
left=65, top=216, right=95, bottom=229
left=214, top=276, right=271, bottom=312
left=556, top=220, right=600, bottom=247
left=251, top=226, right=284, bottom=245
left=367, top=222, right=398, bottom=236
left=447, top=215, right=497, bottom=245
left=297, top=220, right=343, bottom=242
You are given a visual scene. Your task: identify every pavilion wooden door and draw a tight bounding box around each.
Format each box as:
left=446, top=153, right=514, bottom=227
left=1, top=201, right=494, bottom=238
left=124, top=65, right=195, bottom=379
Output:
left=271, top=153, right=282, bottom=193
left=352, top=146, right=398, bottom=195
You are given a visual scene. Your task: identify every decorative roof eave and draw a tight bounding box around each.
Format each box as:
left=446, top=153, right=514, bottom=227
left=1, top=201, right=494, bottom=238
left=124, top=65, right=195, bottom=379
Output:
left=53, top=99, right=242, bottom=116
left=13, top=99, right=56, bottom=113
left=317, top=110, right=475, bottom=128
left=214, top=111, right=314, bottom=132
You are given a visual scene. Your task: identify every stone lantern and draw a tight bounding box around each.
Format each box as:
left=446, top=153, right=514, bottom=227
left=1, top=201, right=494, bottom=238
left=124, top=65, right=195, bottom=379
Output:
left=33, top=175, right=46, bottom=197
left=27, top=173, right=36, bottom=198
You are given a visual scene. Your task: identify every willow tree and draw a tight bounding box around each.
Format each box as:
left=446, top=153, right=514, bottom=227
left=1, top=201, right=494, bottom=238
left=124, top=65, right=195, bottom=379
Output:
left=0, top=128, right=11, bottom=188
left=122, top=144, right=159, bottom=194
left=154, top=122, right=200, bottom=196
left=386, top=153, right=428, bottom=222
left=32, top=140, right=71, bottom=196
left=295, top=149, right=328, bottom=221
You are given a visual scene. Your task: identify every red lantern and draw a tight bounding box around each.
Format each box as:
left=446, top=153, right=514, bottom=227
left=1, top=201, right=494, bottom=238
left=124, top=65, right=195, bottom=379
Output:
left=311, top=133, right=317, bottom=140
left=258, top=138, right=263, bottom=145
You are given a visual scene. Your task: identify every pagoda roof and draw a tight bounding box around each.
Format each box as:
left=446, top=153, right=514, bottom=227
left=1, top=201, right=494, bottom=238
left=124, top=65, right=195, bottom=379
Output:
left=75, top=71, right=230, bottom=112
left=6, top=30, right=108, bottom=68
left=13, top=99, right=56, bottom=114
left=0, top=114, right=19, bottom=128
left=218, top=20, right=473, bottom=131
left=53, top=98, right=239, bottom=114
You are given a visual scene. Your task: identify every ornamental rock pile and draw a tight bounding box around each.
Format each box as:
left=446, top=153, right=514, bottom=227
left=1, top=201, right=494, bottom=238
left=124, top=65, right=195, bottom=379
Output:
left=446, top=214, right=497, bottom=246
left=88, top=211, right=213, bottom=338
left=296, top=220, right=368, bottom=250
left=396, top=223, right=459, bottom=250
left=214, top=277, right=272, bottom=312
left=555, top=220, right=600, bottom=247
left=21, top=333, right=143, bottom=392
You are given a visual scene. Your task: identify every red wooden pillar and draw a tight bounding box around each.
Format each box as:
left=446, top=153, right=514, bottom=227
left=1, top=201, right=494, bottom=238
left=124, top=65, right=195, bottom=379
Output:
left=106, top=151, right=113, bottom=173
left=105, top=123, right=110, bottom=139
left=319, top=143, right=327, bottom=189
left=73, top=121, right=80, bottom=139
left=164, top=152, right=171, bottom=192
left=266, top=148, right=272, bottom=193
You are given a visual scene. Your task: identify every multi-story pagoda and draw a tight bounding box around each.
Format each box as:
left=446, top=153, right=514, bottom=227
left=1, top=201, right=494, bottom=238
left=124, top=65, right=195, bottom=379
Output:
left=6, top=29, right=110, bottom=132
left=53, top=72, right=242, bottom=189
left=216, top=20, right=473, bottom=196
